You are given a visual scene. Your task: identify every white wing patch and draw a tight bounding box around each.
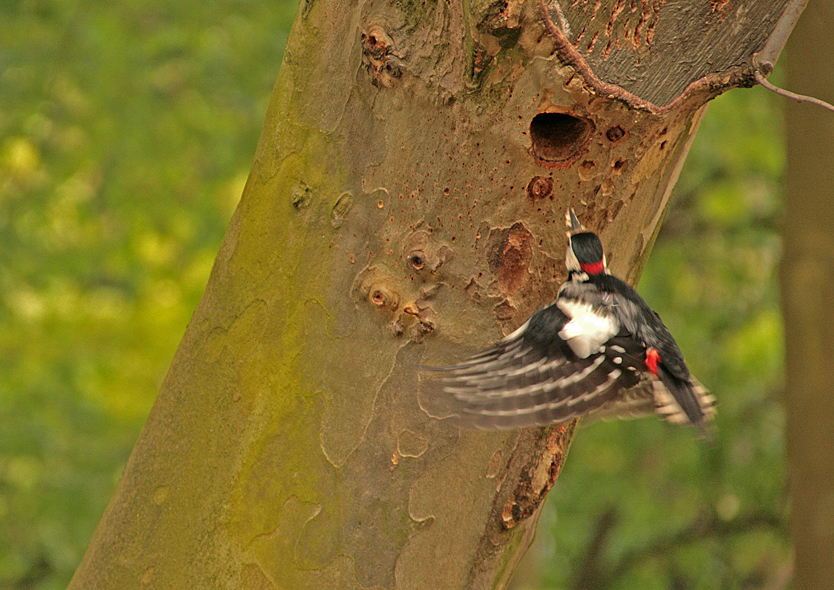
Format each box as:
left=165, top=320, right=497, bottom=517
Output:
left=556, top=299, right=619, bottom=359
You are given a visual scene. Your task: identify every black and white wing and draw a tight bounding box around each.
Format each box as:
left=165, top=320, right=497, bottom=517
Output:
left=601, top=275, right=717, bottom=431
left=421, top=303, right=646, bottom=429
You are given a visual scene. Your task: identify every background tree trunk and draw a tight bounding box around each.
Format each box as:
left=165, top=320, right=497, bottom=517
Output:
left=784, top=3, right=834, bottom=588
left=69, top=0, right=804, bottom=588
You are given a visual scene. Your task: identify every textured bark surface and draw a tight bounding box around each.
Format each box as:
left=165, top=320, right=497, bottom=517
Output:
left=69, top=0, right=803, bottom=588
left=783, top=3, right=834, bottom=588
left=543, top=0, right=792, bottom=107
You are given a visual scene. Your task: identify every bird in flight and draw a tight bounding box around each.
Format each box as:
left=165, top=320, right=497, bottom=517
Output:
left=423, top=209, right=715, bottom=435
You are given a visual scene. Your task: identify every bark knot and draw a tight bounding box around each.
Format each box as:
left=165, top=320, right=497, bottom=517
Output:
left=361, top=26, right=402, bottom=88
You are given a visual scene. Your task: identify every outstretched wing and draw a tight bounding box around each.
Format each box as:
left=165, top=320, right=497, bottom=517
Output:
left=421, top=304, right=646, bottom=429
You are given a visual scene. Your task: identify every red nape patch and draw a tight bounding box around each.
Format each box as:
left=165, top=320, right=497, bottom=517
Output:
left=645, top=348, right=660, bottom=376
left=580, top=261, right=605, bottom=275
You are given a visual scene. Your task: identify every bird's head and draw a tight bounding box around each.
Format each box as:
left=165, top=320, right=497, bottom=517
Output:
left=565, top=209, right=607, bottom=275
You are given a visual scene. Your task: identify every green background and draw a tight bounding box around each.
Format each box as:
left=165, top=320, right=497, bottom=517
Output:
left=0, top=1, right=787, bottom=588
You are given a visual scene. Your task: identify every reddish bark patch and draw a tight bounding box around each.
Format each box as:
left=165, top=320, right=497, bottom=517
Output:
left=502, top=423, right=575, bottom=529
left=487, top=222, right=533, bottom=294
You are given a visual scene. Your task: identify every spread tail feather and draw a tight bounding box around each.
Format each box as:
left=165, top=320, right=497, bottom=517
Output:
left=653, top=367, right=716, bottom=436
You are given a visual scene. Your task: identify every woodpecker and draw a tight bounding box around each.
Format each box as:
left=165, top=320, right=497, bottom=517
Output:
left=424, top=209, right=715, bottom=434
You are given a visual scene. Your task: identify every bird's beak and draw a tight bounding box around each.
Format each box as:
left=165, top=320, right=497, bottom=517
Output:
left=566, top=208, right=584, bottom=235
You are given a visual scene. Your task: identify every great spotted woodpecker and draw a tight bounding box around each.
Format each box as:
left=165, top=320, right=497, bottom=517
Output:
left=424, top=210, right=715, bottom=434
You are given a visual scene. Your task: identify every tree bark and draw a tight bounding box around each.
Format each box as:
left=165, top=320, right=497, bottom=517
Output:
left=70, top=0, right=803, bottom=588
left=784, top=3, right=834, bottom=588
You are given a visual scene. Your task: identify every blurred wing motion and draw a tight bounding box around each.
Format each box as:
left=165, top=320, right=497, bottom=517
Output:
left=421, top=304, right=657, bottom=429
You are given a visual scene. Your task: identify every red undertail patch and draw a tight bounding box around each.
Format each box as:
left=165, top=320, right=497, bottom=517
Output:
left=645, top=347, right=660, bottom=376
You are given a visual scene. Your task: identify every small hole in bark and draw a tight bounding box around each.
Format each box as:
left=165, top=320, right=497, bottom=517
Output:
left=368, top=284, right=399, bottom=311
left=526, top=176, right=553, bottom=201
left=606, top=125, right=625, bottom=142
left=530, top=113, right=594, bottom=167
left=385, top=62, right=401, bottom=77
left=408, top=251, right=426, bottom=271
left=613, top=159, right=625, bottom=171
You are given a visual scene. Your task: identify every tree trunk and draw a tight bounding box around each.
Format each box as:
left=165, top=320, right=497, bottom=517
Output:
left=783, top=3, right=834, bottom=588
left=70, top=0, right=804, bottom=588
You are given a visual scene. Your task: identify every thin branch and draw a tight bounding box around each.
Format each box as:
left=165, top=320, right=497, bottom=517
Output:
left=601, top=511, right=786, bottom=585
left=573, top=508, right=618, bottom=590
left=754, top=70, right=834, bottom=114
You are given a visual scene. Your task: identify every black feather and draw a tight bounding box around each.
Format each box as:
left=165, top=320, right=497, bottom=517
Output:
left=570, top=232, right=605, bottom=265
left=656, top=364, right=707, bottom=428
left=591, top=274, right=691, bottom=381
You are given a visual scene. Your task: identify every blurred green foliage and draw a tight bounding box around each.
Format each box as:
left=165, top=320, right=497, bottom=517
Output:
left=1, top=0, right=296, bottom=587
left=1, top=1, right=788, bottom=588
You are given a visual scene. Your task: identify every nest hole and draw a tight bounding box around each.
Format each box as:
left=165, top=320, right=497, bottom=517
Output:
left=530, top=113, right=594, bottom=167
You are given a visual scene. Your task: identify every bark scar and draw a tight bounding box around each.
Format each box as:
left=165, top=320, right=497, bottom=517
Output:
left=361, top=26, right=403, bottom=88
left=537, top=0, right=758, bottom=113
left=501, top=421, right=576, bottom=529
